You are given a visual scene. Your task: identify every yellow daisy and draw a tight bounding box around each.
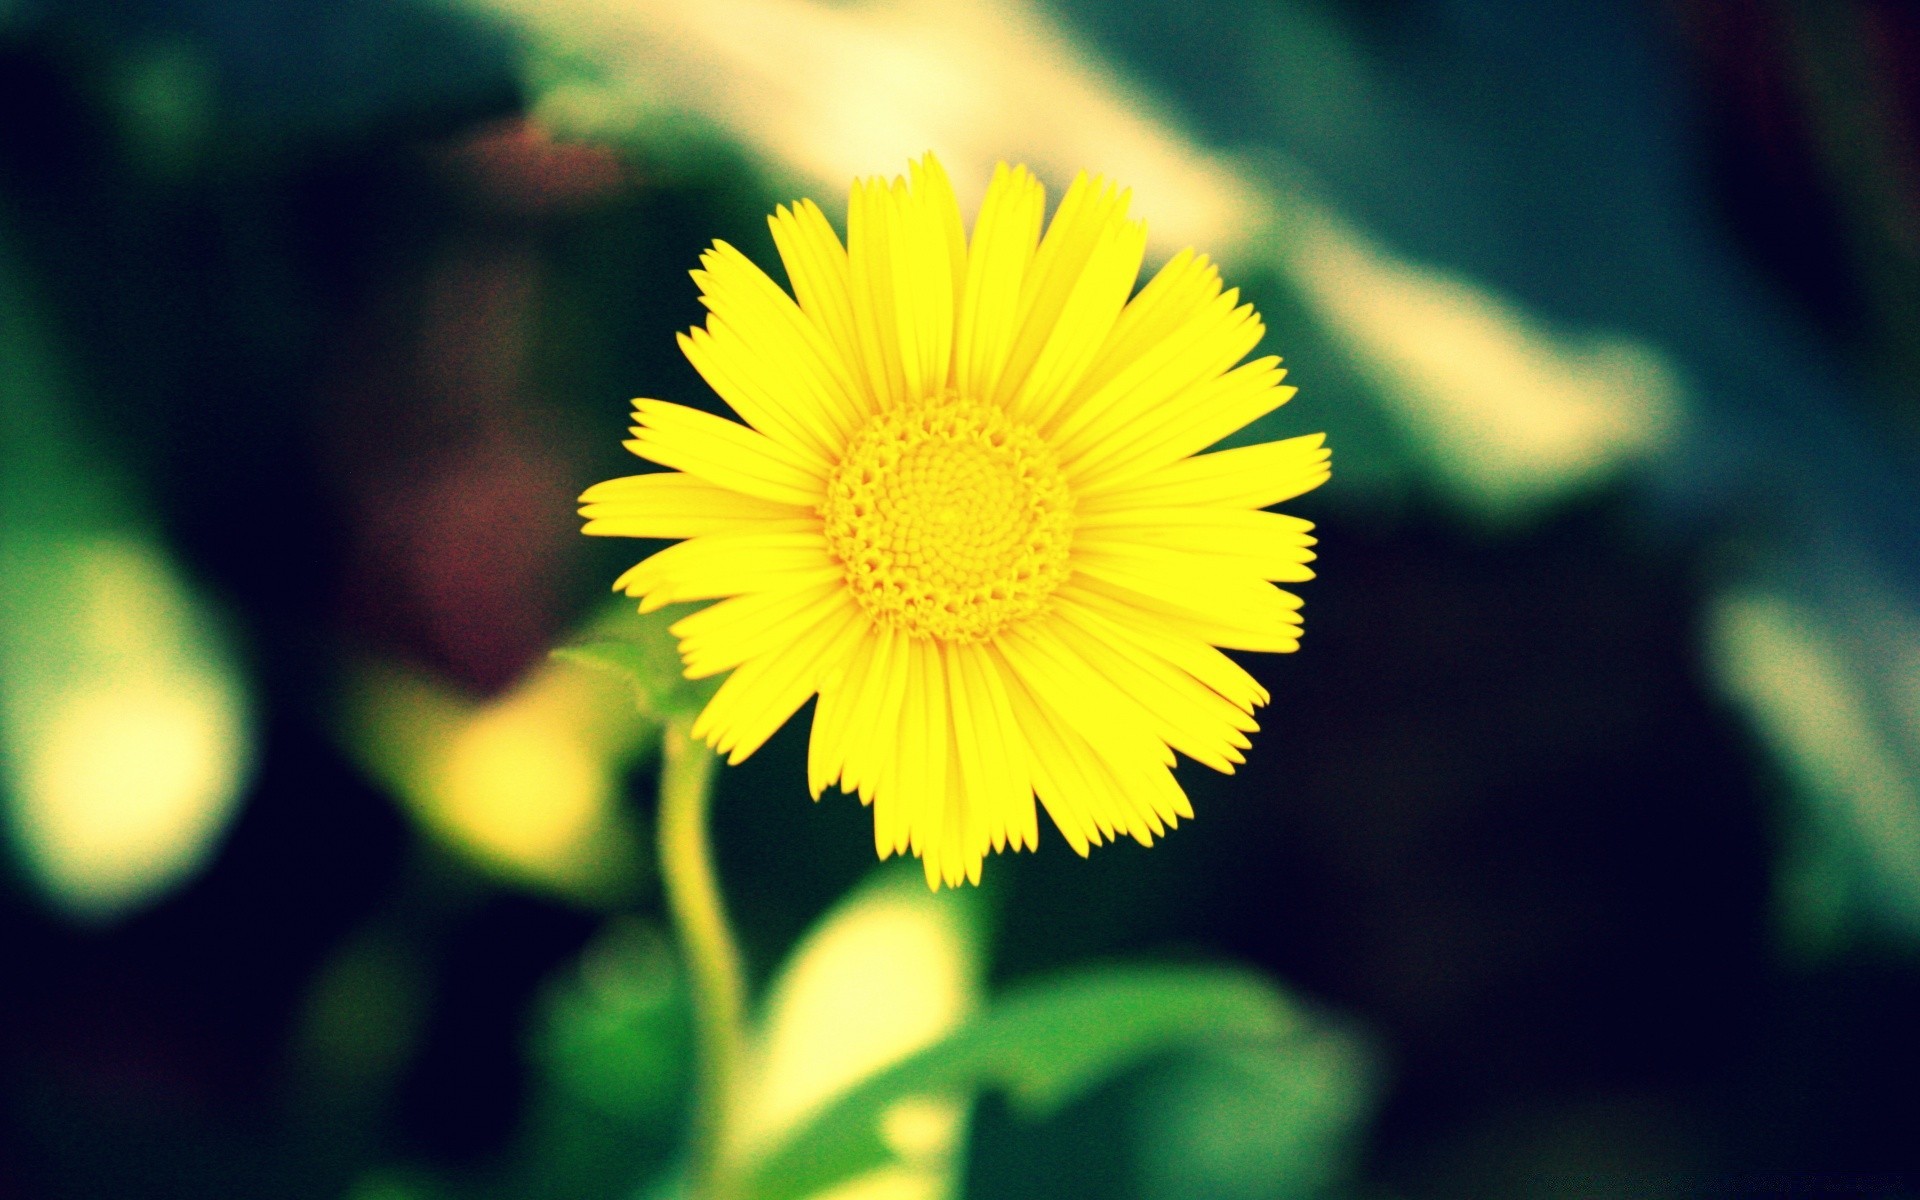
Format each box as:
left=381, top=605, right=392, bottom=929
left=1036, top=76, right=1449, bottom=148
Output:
left=581, top=154, right=1329, bottom=888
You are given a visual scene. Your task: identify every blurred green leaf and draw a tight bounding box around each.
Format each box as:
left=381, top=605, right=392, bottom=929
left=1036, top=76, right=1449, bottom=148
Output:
left=345, top=1170, right=448, bottom=1200
left=336, top=653, right=651, bottom=906
left=554, top=602, right=721, bottom=721
left=503, top=919, right=695, bottom=1200
left=1708, top=581, right=1920, bottom=956
left=735, top=864, right=984, bottom=1200
left=739, top=964, right=1299, bottom=1200
left=1134, top=1032, right=1374, bottom=1200
left=535, top=919, right=692, bottom=1126
left=0, top=216, right=254, bottom=922
left=111, top=38, right=217, bottom=182
left=290, top=926, right=432, bottom=1112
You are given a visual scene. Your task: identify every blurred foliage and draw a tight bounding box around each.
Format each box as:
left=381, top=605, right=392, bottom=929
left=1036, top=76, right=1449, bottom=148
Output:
left=512, top=919, right=697, bottom=1199
left=5, top=0, right=1920, bottom=1197
left=554, top=600, right=1378, bottom=1197
left=536, top=922, right=689, bottom=1130
left=1262, top=202, right=1685, bottom=524
left=741, top=962, right=1368, bottom=1200
left=732, top=866, right=985, bottom=1200
left=481, top=0, right=1695, bottom=528
left=1131, top=1034, right=1372, bottom=1200
left=338, top=651, right=652, bottom=905
left=1709, top=582, right=1920, bottom=957
left=556, top=603, right=725, bottom=724
left=0, top=219, right=253, bottom=921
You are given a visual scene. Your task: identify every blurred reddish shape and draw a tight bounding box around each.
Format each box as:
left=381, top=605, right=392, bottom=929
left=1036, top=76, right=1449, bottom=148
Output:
left=320, top=116, right=640, bottom=694
left=436, top=117, right=630, bottom=214
left=328, top=231, right=577, bottom=695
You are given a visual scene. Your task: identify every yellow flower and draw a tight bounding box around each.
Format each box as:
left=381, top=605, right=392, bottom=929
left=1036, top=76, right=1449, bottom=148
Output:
left=581, top=154, right=1329, bottom=887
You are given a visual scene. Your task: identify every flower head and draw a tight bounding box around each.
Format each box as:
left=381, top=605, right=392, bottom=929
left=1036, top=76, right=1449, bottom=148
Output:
left=582, top=154, right=1329, bottom=887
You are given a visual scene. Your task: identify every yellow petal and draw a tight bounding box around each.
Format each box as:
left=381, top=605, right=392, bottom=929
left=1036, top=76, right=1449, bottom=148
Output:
left=686, top=239, right=865, bottom=449
left=1038, top=609, right=1254, bottom=774
left=1055, top=583, right=1270, bottom=712
left=1066, top=356, right=1289, bottom=489
left=996, top=173, right=1146, bottom=428
left=1071, top=556, right=1304, bottom=654
left=997, top=621, right=1171, bottom=773
left=807, top=625, right=881, bottom=799
left=831, top=624, right=912, bottom=807
left=946, top=641, right=1036, bottom=855
left=988, top=648, right=1101, bottom=854
left=1078, top=433, right=1331, bottom=512
left=1049, top=291, right=1264, bottom=464
left=1076, top=507, right=1318, bottom=583
left=910, top=152, right=970, bottom=353
left=612, top=532, right=837, bottom=611
left=955, top=162, right=1044, bottom=402
left=907, top=639, right=949, bottom=865
left=670, top=580, right=852, bottom=678
left=993, top=646, right=1188, bottom=850
left=626, top=399, right=826, bottom=507
left=1071, top=248, right=1224, bottom=399
left=846, top=176, right=910, bottom=405
left=691, top=599, right=867, bottom=764
left=847, top=162, right=962, bottom=404
left=770, top=198, right=875, bottom=415
left=579, top=472, right=816, bottom=539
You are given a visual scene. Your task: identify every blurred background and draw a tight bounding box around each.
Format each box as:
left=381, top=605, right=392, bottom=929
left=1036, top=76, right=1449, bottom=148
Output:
left=3, top=0, right=1919, bottom=1196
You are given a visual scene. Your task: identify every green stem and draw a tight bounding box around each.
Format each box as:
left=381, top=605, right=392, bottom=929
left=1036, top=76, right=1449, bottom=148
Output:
left=658, top=717, right=745, bottom=1199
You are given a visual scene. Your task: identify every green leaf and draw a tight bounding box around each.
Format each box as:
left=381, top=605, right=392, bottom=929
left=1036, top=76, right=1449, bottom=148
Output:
left=336, top=654, right=651, bottom=906
left=504, top=920, right=694, bottom=1200
left=0, top=215, right=254, bottom=923
left=733, top=865, right=984, bottom=1197
left=1707, top=584, right=1920, bottom=956
left=553, top=602, right=720, bottom=721
left=737, top=964, right=1299, bottom=1200
left=1133, top=1032, right=1376, bottom=1200
left=534, top=919, right=691, bottom=1126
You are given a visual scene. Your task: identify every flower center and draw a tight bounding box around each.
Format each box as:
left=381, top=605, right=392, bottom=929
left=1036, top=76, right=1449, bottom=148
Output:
left=822, top=393, right=1074, bottom=643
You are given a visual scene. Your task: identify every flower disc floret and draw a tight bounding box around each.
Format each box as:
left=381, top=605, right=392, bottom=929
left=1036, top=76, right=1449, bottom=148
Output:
left=822, top=393, right=1073, bottom=643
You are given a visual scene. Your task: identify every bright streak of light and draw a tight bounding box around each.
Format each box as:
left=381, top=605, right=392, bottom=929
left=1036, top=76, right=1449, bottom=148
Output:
left=1285, top=209, right=1683, bottom=519
left=513, top=0, right=1259, bottom=256
left=492, top=0, right=1686, bottom=518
